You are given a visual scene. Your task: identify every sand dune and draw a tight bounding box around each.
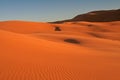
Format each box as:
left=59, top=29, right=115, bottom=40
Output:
left=0, top=20, right=54, bottom=33
left=0, top=21, right=120, bottom=80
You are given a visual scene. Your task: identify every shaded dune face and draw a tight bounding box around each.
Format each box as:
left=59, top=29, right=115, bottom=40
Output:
left=0, top=21, right=120, bottom=80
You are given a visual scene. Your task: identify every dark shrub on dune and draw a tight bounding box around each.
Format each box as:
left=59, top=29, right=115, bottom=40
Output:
left=55, top=27, right=61, bottom=31
left=64, top=39, right=80, bottom=44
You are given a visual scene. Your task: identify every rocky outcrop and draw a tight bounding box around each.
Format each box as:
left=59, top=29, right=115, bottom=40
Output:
left=52, top=9, right=120, bottom=23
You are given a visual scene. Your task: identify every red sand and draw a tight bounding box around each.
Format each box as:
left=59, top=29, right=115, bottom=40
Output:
left=0, top=21, right=120, bottom=80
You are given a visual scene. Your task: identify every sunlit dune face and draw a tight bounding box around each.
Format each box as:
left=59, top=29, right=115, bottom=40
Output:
left=0, top=21, right=55, bottom=33
left=0, top=21, right=120, bottom=80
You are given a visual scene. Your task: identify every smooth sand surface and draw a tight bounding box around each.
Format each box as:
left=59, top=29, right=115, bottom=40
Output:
left=0, top=21, right=120, bottom=80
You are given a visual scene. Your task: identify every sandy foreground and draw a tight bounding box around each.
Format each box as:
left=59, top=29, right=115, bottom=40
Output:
left=0, top=21, right=120, bottom=80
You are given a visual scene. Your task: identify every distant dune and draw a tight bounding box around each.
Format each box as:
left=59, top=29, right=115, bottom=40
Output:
left=0, top=10, right=120, bottom=80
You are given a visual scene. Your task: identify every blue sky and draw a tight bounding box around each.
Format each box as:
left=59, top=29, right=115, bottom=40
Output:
left=0, top=0, right=120, bottom=22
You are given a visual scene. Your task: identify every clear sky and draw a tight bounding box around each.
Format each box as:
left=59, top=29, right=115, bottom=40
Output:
left=0, top=0, right=120, bottom=22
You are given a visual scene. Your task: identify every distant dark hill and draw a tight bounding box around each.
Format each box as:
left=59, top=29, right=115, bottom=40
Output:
left=52, top=9, right=120, bottom=23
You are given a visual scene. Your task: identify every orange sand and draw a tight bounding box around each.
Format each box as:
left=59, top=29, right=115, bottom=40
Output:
left=0, top=20, right=120, bottom=80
